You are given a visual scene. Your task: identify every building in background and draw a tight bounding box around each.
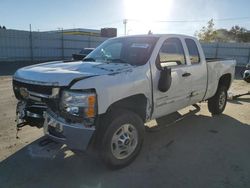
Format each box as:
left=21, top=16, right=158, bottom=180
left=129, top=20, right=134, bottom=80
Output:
left=100, top=28, right=117, bottom=37
left=46, top=28, right=117, bottom=37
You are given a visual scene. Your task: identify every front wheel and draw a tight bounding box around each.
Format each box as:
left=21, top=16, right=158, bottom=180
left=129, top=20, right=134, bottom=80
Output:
left=98, top=109, right=145, bottom=169
left=208, top=86, right=227, bottom=115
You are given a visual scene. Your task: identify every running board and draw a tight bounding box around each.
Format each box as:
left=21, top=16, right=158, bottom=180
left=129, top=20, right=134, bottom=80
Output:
left=146, top=104, right=201, bottom=132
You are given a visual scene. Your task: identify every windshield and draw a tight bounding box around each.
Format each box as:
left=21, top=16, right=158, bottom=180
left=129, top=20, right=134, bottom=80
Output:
left=84, top=36, right=159, bottom=66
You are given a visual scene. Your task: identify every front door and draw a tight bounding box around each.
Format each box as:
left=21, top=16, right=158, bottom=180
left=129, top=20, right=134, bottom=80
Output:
left=152, top=37, right=192, bottom=119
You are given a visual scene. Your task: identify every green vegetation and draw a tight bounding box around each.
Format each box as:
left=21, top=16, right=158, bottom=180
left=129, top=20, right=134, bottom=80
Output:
left=195, top=19, right=250, bottom=42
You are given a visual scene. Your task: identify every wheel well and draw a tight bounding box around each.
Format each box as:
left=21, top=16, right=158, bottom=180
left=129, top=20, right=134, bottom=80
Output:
left=107, top=94, right=148, bottom=122
left=218, top=74, right=231, bottom=90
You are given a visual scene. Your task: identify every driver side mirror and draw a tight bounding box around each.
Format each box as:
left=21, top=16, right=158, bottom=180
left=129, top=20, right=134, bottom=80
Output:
left=157, top=58, right=175, bottom=92
left=156, top=55, right=176, bottom=92
left=158, top=66, right=172, bottom=92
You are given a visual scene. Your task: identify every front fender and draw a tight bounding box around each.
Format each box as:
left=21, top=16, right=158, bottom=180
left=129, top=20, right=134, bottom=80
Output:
left=70, top=64, right=152, bottom=115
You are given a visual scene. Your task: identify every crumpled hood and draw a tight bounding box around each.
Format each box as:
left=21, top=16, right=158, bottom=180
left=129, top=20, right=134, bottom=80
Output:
left=13, top=60, right=133, bottom=86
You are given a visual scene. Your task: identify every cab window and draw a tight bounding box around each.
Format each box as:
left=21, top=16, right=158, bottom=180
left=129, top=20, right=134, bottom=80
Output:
left=185, top=38, right=200, bottom=64
left=158, top=38, right=186, bottom=67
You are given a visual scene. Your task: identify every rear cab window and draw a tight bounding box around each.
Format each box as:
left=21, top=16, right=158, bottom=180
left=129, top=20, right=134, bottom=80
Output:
left=158, top=37, right=186, bottom=68
left=185, top=38, right=200, bottom=64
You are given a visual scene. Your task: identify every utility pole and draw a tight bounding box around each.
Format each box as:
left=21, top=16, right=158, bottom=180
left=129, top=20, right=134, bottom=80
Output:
left=29, top=24, right=34, bottom=63
left=123, top=19, right=127, bottom=36
left=58, top=27, right=64, bottom=60
left=61, top=28, right=64, bottom=60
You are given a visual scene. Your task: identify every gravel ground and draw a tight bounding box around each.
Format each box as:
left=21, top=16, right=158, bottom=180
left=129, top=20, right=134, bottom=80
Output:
left=0, top=76, right=249, bottom=188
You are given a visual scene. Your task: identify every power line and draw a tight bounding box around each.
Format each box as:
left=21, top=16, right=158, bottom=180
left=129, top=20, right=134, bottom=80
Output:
left=213, top=17, right=250, bottom=21
left=127, top=17, right=250, bottom=23
left=57, top=16, right=250, bottom=31
left=86, top=20, right=122, bottom=28
left=61, top=16, right=250, bottom=35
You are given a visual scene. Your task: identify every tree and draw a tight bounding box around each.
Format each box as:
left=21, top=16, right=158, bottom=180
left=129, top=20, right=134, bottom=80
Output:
left=213, top=29, right=231, bottom=42
left=229, top=25, right=249, bottom=42
left=195, top=21, right=250, bottom=43
left=195, top=19, right=217, bottom=42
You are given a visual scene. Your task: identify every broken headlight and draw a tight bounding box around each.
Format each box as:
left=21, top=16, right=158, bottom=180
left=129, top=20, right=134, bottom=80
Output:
left=60, top=90, right=97, bottom=124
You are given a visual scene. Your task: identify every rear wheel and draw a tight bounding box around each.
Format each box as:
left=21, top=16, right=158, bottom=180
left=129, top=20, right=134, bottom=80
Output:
left=208, top=86, right=227, bottom=115
left=98, top=109, right=144, bottom=169
left=243, top=71, right=250, bottom=83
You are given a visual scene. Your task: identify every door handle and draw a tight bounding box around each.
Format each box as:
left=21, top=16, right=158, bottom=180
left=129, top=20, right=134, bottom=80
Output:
left=182, top=72, right=191, bottom=77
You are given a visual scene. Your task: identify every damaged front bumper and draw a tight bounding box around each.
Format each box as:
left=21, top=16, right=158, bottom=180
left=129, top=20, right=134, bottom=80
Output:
left=16, top=101, right=95, bottom=151
left=13, top=77, right=96, bottom=151
left=16, top=101, right=46, bottom=128
left=43, top=110, right=95, bottom=151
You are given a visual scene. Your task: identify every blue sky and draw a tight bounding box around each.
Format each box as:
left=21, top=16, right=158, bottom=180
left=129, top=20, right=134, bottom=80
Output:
left=0, top=0, right=250, bottom=36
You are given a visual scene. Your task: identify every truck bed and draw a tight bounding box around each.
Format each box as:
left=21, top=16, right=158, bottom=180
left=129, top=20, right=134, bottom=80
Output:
left=206, top=58, right=234, bottom=63
left=204, top=58, right=236, bottom=100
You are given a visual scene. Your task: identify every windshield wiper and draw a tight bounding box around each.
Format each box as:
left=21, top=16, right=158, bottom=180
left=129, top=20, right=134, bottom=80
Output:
left=83, top=57, right=96, bottom=62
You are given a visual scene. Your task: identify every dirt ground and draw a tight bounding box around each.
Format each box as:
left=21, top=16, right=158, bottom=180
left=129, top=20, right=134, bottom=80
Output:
left=0, top=76, right=249, bottom=188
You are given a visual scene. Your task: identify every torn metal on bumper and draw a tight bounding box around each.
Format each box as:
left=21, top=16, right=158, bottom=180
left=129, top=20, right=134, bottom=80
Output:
left=43, top=111, right=95, bottom=151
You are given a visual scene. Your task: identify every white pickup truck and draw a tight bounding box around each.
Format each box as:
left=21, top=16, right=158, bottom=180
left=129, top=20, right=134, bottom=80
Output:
left=13, top=34, right=236, bottom=168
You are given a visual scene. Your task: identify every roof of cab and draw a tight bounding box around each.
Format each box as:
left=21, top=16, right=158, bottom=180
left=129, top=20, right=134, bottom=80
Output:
left=116, top=34, right=193, bottom=38
left=116, top=34, right=197, bottom=40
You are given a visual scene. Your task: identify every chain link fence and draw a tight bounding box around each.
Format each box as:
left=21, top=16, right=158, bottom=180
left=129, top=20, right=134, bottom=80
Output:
left=1, top=29, right=250, bottom=76
left=201, top=42, right=250, bottom=67
left=0, top=29, right=108, bottom=62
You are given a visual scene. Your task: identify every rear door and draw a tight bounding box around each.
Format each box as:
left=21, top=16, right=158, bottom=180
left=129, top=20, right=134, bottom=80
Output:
left=184, top=38, right=207, bottom=105
left=152, top=37, right=192, bottom=118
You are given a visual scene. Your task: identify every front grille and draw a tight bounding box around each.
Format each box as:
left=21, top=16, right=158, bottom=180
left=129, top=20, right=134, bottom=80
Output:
left=13, top=80, right=53, bottom=95
left=13, top=79, right=61, bottom=113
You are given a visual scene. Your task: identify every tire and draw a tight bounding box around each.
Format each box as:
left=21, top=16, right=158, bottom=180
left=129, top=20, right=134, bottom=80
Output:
left=243, top=76, right=250, bottom=83
left=245, top=78, right=250, bottom=83
left=98, top=109, right=145, bottom=169
left=243, top=70, right=250, bottom=83
left=208, top=86, right=227, bottom=115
